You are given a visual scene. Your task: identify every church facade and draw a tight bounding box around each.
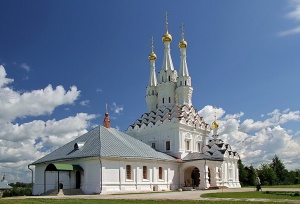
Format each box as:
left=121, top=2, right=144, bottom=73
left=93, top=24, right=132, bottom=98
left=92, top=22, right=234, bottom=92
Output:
left=31, top=20, right=240, bottom=195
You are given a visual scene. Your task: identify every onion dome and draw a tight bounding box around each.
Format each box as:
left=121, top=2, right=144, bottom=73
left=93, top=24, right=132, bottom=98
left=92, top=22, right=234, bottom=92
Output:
left=179, top=39, right=187, bottom=48
left=212, top=120, right=219, bottom=129
left=162, top=32, right=172, bottom=42
left=179, top=22, right=187, bottom=48
left=148, top=52, right=157, bottom=61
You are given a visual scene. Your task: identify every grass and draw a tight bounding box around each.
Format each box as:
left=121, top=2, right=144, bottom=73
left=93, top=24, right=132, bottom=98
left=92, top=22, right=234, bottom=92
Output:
left=0, top=199, right=293, bottom=204
left=243, top=184, right=300, bottom=188
left=201, top=191, right=300, bottom=200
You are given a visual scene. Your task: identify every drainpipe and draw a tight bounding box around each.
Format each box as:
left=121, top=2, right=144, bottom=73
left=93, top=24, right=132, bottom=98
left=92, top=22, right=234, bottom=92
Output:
left=28, top=164, right=34, bottom=194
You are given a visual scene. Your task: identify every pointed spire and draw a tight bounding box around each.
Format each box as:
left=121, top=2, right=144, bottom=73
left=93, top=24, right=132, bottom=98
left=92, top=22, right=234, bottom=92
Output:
left=179, top=22, right=189, bottom=77
left=148, top=37, right=157, bottom=86
left=103, top=103, right=110, bottom=128
left=161, top=12, right=175, bottom=71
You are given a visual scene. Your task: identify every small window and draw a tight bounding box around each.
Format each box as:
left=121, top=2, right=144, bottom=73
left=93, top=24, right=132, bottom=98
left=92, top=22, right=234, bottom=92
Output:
left=180, top=81, right=182, bottom=86
left=159, top=167, right=163, bottom=179
left=152, top=90, right=154, bottom=95
left=143, top=166, right=147, bottom=179
left=126, top=165, right=131, bottom=179
left=198, top=143, right=201, bottom=152
left=151, top=143, right=156, bottom=149
left=162, top=76, right=164, bottom=82
left=169, top=97, right=171, bottom=103
left=168, top=76, right=170, bottom=81
left=166, top=141, right=170, bottom=151
left=185, top=81, right=187, bottom=86
left=162, top=98, right=164, bottom=104
left=186, top=140, right=190, bottom=151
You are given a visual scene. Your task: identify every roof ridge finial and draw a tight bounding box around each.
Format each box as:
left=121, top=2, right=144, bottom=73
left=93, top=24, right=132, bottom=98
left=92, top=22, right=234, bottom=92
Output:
left=103, top=103, right=110, bottom=128
left=212, top=106, right=219, bottom=129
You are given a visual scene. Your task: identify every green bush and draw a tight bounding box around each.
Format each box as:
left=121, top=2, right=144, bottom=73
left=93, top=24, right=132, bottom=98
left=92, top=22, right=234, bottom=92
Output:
left=2, top=187, right=32, bottom=197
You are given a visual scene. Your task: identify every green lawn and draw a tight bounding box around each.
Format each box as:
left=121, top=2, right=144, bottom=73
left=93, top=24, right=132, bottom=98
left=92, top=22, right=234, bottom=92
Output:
left=201, top=191, right=300, bottom=200
left=0, top=199, right=293, bottom=204
left=243, top=184, right=300, bottom=188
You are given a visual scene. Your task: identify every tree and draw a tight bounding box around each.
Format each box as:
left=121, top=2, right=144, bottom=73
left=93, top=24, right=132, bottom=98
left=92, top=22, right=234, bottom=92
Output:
left=238, top=159, right=248, bottom=186
left=257, top=163, right=277, bottom=185
left=270, top=155, right=288, bottom=184
left=245, top=165, right=257, bottom=186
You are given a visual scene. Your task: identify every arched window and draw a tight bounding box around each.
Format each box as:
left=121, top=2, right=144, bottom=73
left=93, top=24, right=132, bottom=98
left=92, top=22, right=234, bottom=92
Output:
left=162, top=76, right=164, bottom=82
left=185, top=81, right=187, bottom=86
left=186, top=140, right=190, bottom=151
left=126, top=165, right=131, bottom=180
left=180, top=81, right=182, bottom=86
left=159, top=167, right=163, bottom=180
left=168, top=76, right=171, bottom=81
left=152, top=90, right=154, bottom=95
left=198, top=143, right=201, bottom=152
left=162, top=98, right=164, bottom=104
left=169, top=97, right=171, bottom=103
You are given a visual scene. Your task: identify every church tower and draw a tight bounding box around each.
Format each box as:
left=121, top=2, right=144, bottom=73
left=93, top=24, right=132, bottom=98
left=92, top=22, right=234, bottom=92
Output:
left=146, top=37, right=158, bottom=112
left=127, top=17, right=211, bottom=159
left=176, top=23, right=193, bottom=106
left=157, top=13, right=178, bottom=109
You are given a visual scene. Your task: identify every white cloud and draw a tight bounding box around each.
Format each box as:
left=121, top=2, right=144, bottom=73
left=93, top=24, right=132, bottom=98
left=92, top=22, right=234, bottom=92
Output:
left=80, top=100, right=90, bottom=106
left=0, top=65, right=97, bottom=183
left=0, top=67, right=80, bottom=122
left=20, top=63, right=30, bottom=72
left=0, top=65, right=14, bottom=87
left=279, top=25, right=300, bottom=36
left=198, top=105, right=300, bottom=170
left=96, top=88, right=103, bottom=93
left=111, top=102, right=124, bottom=114
left=279, top=0, right=300, bottom=36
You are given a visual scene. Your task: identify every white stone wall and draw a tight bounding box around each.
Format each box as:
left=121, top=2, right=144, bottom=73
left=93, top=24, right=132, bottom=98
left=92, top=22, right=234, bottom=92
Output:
left=101, top=157, right=179, bottom=193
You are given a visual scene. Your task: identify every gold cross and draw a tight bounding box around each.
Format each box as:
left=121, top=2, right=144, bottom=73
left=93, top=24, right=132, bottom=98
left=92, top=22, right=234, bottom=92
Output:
left=151, top=36, right=154, bottom=53
left=165, top=12, right=169, bottom=32
left=180, top=22, right=185, bottom=39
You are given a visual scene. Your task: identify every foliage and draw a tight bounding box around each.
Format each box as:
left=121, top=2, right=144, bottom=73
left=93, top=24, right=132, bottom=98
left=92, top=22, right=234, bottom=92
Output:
left=257, top=163, right=277, bottom=185
left=270, top=155, right=288, bottom=184
left=2, top=187, right=32, bottom=197
left=237, top=159, right=248, bottom=186
left=8, top=182, right=32, bottom=188
left=239, top=155, right=300, bottom=186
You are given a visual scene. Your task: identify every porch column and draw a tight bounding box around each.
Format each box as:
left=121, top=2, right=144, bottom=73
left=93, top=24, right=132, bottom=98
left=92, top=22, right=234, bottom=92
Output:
left=198, top=164, right=209, bottom=189
left=209, top=166, right=217, bottom=187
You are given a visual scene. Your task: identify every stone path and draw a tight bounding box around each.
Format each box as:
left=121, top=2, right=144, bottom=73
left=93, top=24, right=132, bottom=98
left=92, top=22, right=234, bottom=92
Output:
left=4, top=188, right=300, bottom=203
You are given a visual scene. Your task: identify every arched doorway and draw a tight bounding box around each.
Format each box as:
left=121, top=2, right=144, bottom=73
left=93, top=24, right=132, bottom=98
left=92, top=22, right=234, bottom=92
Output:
left=184, top=166, right=200, bottom=188
left=76, top=171, right=81, bottom=189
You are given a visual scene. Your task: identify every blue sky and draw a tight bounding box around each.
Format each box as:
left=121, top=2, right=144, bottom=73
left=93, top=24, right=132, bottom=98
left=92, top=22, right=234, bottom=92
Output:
left=0, top=0, right=300, bottom=182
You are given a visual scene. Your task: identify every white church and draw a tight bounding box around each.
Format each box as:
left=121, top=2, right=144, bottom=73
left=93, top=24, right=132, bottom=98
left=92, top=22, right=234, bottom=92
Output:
left=31, top=19, right=241, bottom=195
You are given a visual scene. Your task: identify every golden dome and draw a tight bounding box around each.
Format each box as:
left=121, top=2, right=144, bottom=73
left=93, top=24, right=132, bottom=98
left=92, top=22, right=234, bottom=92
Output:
left=162, top=32, right=172, bottom=42
left=148, top=52, right=157, bottom=61
left=212, top=120, right=219, bottom=129
left=179, top=39, right=187, bottom=48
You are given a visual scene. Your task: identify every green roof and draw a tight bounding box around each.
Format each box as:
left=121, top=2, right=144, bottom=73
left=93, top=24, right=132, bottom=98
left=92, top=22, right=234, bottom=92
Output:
left=45, top=163, right=84, bottom=171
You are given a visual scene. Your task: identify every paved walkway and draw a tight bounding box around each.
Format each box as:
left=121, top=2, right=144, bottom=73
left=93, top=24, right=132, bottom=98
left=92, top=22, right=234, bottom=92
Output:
left=4, top=188, right=300, bottom=203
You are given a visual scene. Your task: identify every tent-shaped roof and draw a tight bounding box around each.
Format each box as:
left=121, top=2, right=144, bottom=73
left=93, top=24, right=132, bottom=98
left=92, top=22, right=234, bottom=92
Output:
left=32, top=126, right=176, bottom=165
